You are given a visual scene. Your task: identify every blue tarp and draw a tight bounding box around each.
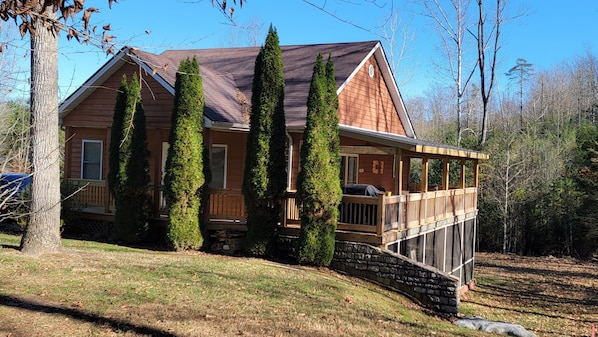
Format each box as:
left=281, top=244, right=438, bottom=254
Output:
left=0, top=173, right=32, bottom=195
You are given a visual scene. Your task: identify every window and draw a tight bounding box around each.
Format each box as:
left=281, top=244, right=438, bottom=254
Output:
left=209, top=145, right=227, bottom=189
left=340, top=154, right=358, bottom=186
left=81, top=140, right=102, bottom=180
left=161, top=142, right=169, bottom=184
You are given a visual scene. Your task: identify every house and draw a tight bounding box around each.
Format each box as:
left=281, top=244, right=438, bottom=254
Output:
left=59, top=40, right=487, bottom=311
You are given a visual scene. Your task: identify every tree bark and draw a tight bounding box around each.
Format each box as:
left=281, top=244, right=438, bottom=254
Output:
left=20, top=9, right=62, bottom=255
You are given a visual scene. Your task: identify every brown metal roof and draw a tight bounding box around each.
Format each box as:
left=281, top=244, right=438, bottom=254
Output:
left=129, top=41, right=380, bottom=128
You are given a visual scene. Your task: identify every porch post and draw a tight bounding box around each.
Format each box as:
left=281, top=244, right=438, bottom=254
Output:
left=376, top=193, right=385, bottom=236
left=421, top=157, right=429, bottom=192
left=473, top=160, right=479, bottom=188
left=421, top=157, right=429, bottom=227
left=442, top=158, right=450, bottom=190
left=395, top=148, right=402, bottom=195
left=473, top=160, right=480, bottom=209
left=459, top=160, right=467, bottom=188
left=404, top=156, right=411, bottom=192
left=442, top=158, right=450, bottom=222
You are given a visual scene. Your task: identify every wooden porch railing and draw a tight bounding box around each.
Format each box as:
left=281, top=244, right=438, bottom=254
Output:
left=207, top=188, right=246, bottom=223
left=64, top=178, right=478, bottom=242
left=64, top=179, right=114, bottom=212
left=283, top=187, right=478, bottom=237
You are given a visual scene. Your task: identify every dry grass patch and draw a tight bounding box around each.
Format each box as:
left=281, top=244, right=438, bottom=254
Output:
left=461, top=252, right=598, bottom=337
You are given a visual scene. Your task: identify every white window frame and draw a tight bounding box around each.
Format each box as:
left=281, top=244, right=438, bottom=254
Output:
left=340, top=153, right=358, bottom=186
left=209, top=144, right=227, bottom=189
left=81, top=140, right=103, bottom=180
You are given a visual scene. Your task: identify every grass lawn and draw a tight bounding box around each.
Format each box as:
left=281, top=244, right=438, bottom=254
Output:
left=0, top=232, right=595, bottom=336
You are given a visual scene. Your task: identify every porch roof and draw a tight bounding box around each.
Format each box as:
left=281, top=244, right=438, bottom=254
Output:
left=339, top=125, right=488, bottom=160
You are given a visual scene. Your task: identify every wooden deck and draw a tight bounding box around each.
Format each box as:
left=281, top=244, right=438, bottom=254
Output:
left=65, top=179, right=478, bottom=247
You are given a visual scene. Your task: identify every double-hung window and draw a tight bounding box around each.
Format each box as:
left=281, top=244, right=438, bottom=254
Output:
left=81, top=140, right=103, bottom=180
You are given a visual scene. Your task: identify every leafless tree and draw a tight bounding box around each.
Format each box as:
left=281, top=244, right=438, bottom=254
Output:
left=421, top=0, right=477, bottom=146
left=474, top=0, right=506, bottom=146
left=378, top=8, right=415, bottom=88
left=222, top=15, right=266, bottom=47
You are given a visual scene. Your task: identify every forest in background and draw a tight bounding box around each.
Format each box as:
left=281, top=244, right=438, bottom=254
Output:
left=406, top=50, right=598, bottom=259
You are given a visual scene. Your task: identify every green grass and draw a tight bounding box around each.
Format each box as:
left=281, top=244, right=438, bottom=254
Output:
left=0, top=233, right=486, bottom=337
left=1, top=233, right=595, bottom=336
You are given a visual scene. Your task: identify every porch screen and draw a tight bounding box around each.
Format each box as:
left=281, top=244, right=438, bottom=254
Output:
left=81, top=140, right=102, bottom=180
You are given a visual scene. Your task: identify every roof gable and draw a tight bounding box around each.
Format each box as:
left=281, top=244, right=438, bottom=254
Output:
left=60, top=41, right=415, bottom=137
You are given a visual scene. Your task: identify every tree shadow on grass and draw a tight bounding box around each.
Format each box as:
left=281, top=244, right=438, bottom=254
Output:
left=0, top=294, right=178, bottom=336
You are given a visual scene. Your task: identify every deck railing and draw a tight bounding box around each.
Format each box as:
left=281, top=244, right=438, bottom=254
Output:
left=207, top=188, right=246, bottom=223
left=283, top=187, right=478, bottom=237
left=64, top=178, right=477, bottom=241
left=64, top=179, right=114, bottom=212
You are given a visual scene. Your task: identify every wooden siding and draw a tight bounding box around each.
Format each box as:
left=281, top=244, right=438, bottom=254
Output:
left=66, top=127, right=107, bottom=179
left=210, top=130, right=247, bottom=190
left=356, top=153, right=395, bottom=193
left=338, top=55, right=406, bottom=136
left=62, top=62, right=173, bottom=129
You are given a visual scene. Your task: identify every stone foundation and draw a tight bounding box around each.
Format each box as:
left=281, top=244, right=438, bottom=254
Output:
left=278, top=236, right=460, bottom=314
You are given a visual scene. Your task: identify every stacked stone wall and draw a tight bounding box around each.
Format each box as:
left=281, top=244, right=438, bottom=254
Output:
left=277, top=237, right=460, bottom=314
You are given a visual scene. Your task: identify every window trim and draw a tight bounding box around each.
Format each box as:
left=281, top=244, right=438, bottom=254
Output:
left=210, top=144, right=228, bottom=189
left=81, top=139, right=103, bottom=180
left=340, top=153, right=359, bottom=186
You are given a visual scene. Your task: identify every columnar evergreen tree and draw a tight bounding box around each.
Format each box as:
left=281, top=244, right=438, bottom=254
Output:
left=118, top=75, right=151, bottom=242
left=108, top=75, right=129, bottom=198
left=109, top=74, right=151, bottom=243
left=296, top=53, right=342, bottom=266
left=164, top=57, right=205, bottom=251
left=242, top=25, right=287, bottom=256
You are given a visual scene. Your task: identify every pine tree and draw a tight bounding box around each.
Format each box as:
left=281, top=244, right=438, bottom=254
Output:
left=164, top=57, right=205, bottom=251
left=111, top=74, right=151, bottom=243
left=242, top=25, right=287, bottom=256
left=296, top=53, right=342, bottom=266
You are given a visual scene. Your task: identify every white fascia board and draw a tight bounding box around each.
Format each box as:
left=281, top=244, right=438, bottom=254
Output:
left=59, top=48, right=129, bottom=118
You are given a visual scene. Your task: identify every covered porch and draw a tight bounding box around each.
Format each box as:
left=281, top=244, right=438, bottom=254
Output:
left=64, top=129, right=486, bottom=250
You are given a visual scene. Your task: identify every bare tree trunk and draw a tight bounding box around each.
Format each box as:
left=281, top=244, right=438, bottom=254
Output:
left=20, top=9, right=62, bottom=255
left=476, top=0, right=502, bottom=147
left=422, top=0, right=476, bottom=146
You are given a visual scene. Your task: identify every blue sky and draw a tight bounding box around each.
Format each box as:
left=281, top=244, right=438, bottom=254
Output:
left=39, top=1, right=598, bottom=101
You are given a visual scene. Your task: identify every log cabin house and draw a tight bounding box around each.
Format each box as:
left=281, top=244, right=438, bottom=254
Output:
left=59, top=40, right=487, bottom=291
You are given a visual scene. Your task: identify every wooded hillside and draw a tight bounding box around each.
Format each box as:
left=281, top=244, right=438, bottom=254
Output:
left=406, top=51, right=598, bottom=259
